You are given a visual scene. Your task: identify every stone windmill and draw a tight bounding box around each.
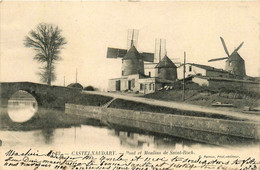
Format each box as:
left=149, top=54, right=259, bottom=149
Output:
left=208, top=37, right=246, bottom=78
left=106, top=29, right=154, bottom=76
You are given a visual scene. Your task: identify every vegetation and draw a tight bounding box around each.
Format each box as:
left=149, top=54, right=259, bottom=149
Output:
left=24, top=23, right=67, bottom=85
left=67, top=83, right=83, bottom=89
left=108, top=99, right=242, bottom=121
left=84, top=86, right=95, bottom=91
left=144, top=81, right=260, bottom=109
left=35, top=90, right=112, bottom=109
left=67, top=93, right=112, bottom=106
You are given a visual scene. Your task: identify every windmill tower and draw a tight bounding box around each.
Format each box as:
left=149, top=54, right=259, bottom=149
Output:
left=106, top=29, right=154, bottom=76
left=154, top=39, right=177, bottom=80
left=208, top=37, right=246, bottom=78
left=155, top=55, right=177, bottom=81
left=122, top=29, right=144, bottom=76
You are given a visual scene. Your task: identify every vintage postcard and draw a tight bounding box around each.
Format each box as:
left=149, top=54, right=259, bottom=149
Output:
left=0, top=1, right=260, bottom=169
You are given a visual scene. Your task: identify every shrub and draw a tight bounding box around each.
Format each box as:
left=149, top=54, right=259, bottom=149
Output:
left=84, top=86, right=95, bottom=91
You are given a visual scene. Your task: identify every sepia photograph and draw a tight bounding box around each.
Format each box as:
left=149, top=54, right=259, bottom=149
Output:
left=0, top=1, right=260, bottom=169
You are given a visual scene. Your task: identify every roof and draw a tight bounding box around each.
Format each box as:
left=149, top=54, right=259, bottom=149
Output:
left=155, top=55, right=177, bottom=68
left=182, top=63, right=230, bottom=73
left=229, top=51, right=244, bottom=61
left=123, top=46, right=142, bottom=60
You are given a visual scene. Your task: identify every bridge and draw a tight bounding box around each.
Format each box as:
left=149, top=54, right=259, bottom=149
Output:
left=0, top=82, right=82, bottom=109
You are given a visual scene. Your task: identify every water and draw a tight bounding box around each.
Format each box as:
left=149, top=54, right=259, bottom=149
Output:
left=6, top=90, right=38, bottom=123
left=1, top=106, right=207, bottom=150
left=8, top=99, right=37, bottom=123
left=0, top=92, right=259, bottom=165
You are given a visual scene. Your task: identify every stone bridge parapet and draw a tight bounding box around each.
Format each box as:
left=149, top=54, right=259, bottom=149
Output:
left=0, top=82, right=82, bottom=109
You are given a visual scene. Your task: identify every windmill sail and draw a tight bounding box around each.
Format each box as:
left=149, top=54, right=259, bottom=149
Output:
left=208, top=37, right=230, bottom=62
left=220, top=37, right=230, bottom=57
left=208, top=57, right=228, bottom=62
left=141, top=52, right=154, bottom=62
left=127, top=29, right=139, bottom=50
left=233, top=42, right=244, bottom=53
left=207, top=36, right=246, bottom=77
left=154, top=38, right=166, bottom=63
left=107, top=47, right=127, bottom=58
left=107, top=47, right=154, bottom=62
left=107, top=29, right=154, bottom=62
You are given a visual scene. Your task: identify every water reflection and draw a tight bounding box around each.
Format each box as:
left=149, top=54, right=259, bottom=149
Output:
left=7, top=90, right=38, bottom=122
left=112, top=129, right=193, bottom=149
left=116, top=130, right=153, bottom=148
left=41, top=128, right=54, bottom=144
left=0, top=105, right=259, bottom=152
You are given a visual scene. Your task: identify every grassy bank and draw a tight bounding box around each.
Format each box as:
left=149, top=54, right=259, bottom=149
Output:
left=108, top=98, right=243, bottom=121
left=67, top=93, right=113, bottom=106
left=144, top=82, right=260, bottom=110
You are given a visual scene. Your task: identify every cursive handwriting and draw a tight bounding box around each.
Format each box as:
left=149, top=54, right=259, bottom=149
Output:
left=2, top=149, right=259, bottom=170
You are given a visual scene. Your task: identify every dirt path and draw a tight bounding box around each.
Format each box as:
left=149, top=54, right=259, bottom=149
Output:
left=83, top=91, right=260, bottom=122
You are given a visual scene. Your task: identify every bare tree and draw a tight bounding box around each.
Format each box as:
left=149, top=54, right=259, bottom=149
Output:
left=24, top=23, right=67, bottom=85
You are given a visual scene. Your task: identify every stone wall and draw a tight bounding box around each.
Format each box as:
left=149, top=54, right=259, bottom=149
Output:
left=65, top=103, right=260, bottom=140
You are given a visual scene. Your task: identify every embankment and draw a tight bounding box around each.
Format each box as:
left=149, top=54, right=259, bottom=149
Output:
left=65, top=103, right=260, bottom=141
left=108, top=98, right=242, bottom=120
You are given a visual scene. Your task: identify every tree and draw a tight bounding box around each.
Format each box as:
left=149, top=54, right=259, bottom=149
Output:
left=24, top=23, right=67, bottom=85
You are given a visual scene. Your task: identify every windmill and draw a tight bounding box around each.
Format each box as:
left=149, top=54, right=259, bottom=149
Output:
left=106, top=29, right=154, bottom=62
left=208, top=37, right=246, bottom=77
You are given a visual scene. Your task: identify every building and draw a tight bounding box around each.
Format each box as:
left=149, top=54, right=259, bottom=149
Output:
left=107, top=33, right=259, bottom=94
left=144, top=63, right=157, bottom=78
left=191, top=76, right=260, bottom=93
left=108, top=47, right=177, bottom=94
left=177, top=63, right=231, bottom=80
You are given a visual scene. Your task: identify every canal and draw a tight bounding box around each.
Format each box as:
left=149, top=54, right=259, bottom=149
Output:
left=0, top=90, right=259, bottom=169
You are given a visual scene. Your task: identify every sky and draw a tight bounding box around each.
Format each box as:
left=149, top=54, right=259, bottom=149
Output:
left=1, top=1, right=260, bottom=91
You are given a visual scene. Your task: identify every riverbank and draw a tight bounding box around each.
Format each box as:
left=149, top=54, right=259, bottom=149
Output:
left=108, top=98, right=242, bottom=121
left=83, top=91, right=260, bottom=122
left=0, top=107, right=85, bottom=131
left=65, top=103, right=260, bottom=141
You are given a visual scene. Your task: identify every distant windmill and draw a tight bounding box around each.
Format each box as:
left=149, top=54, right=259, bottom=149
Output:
left=208, top=37, right=246, bottom=77
left=106, top=29, right=154, bottom=62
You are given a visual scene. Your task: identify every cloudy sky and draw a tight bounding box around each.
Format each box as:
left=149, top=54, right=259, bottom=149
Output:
left=1, top=1, right=260, bottom=90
